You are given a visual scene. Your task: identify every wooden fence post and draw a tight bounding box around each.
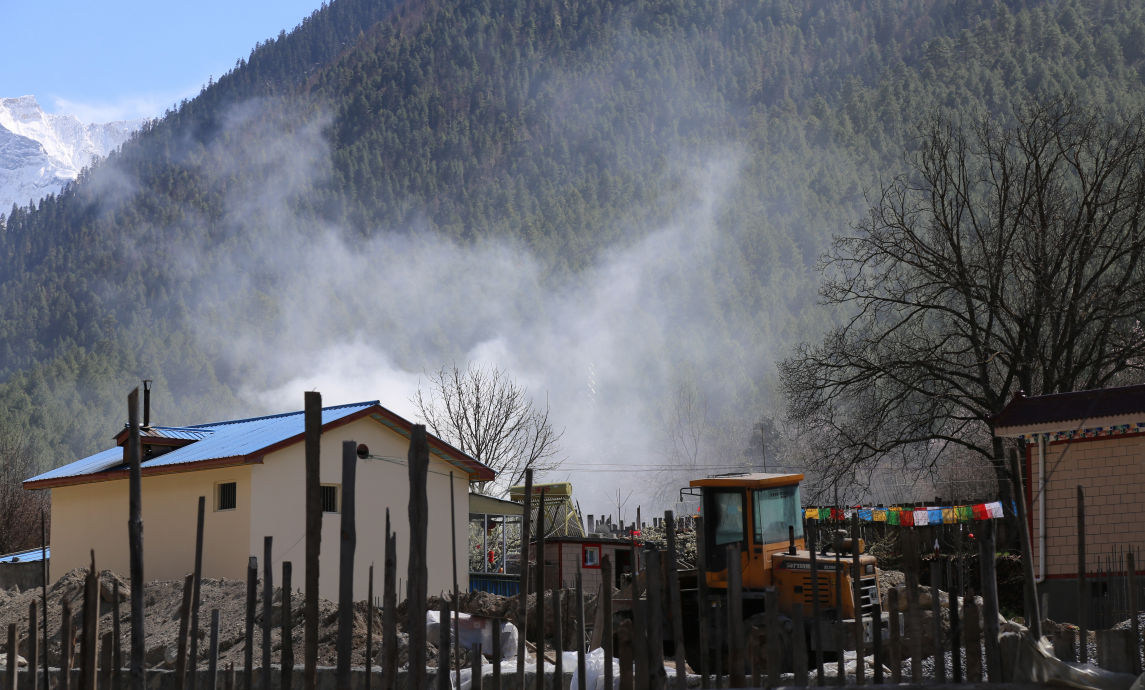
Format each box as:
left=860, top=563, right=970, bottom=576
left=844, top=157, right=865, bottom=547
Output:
left=407, top=425, right=430, bottom=690
left=603, top=555, right=614, bottom=690
left=471, top=644, right=482, bottom=690
left=190, top=497, right=206, bottom=690
left=793, top=601, right=808, bottom=687
left=100, top=631, right=113, bottom=690
left=516, top=469, right=533, bottom=686
left=765, top=586, right=780, bottom=688
left=42, top=512, right=49, bottom=690
left=29, top=601, right=39, bottom=690
left=366, top=564, right=374, bottom=690
left=208, top=610, right=220, bottom=690
left=61, top=601, right=73, bottom=690
left=382, top=511, right=398, bottom=690
left=437, top=600, right=451, bottom=690
left=337, top=441, right=357, bottom=690
left=809, top=520, right=823, bottom=686
left=7, top=623, right=18, bottom=690
left=835, top=540, right=845, bottom=686
left=81, top=551, right=99, bottom=690
left=964, top=586, right=982, bottom=682
left=245, top=557, right=257, bottom=690
left=1077, top=486, right=1087, bottom=665
left=644, top=549, right=665, bottom=690
left=553, top=577, right=564, bottom=689
left=619, top=620, right=634, bottom=690
left=1126, top=551, right=1140, bottom=676
left=537, top=496, right=546, bottom=662
left=632, top=542, right=648, bottom=690
left=904, top=532, right=922, bottom=683
left=694, top=517, right=711, bottom=689
left=931, top=560, right=945, bottom=683
left=979, top=520, right=1002, bottom=682
left=263, top=536, right=274, bottom=690
left=949, top=562, right=962, bottom=683
left=577, top=573, right=587, bottom=690
left=664, top=512, right=686, bottom=690
left=850, top=515, right=864, bottom=685
left=726, top=546, right=745, bottom=689
left=126, top=388, right=145, bottom=690
left=113, top=582, right=122, bottom=690
left=1009, top=450, right=1041, bottom=639
left=283, top=562, right=294, bottom=690
left=887, top=588, right=900, bottom=684
left=449, top=472, right=461, bottom=687
left=176, top=573, right=195, bottom=690
left=304, top=392, right=322, bottom=690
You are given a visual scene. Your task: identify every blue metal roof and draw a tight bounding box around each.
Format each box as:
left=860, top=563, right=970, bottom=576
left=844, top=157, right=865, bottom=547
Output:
left=0, top=546, right=48, bottom=564
left=27, top=401, right=379, bottom=484
left=144, top=426, right=214, bottom=441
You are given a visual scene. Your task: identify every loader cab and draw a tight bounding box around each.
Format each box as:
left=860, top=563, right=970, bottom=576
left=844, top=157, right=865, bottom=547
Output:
left=692, top=472, right=806, bottom=590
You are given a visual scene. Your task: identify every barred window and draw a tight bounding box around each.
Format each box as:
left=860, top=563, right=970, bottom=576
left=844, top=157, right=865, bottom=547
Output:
left=216, top=482, right=237, bottom=511
left=321, top=484, right=340, bottom=514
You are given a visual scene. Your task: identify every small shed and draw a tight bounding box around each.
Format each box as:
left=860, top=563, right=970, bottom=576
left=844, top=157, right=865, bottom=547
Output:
left=469, top=493, right=524, bottom=595
left=534, top=535, right=643, bottom=594
left=0, top=546, right=48, bottom=591
left=993, top=385, right=1145, bottom=625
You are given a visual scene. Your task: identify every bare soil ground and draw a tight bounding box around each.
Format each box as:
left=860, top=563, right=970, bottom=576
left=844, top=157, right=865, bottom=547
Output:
left=0, top=569, right=596, bottom=671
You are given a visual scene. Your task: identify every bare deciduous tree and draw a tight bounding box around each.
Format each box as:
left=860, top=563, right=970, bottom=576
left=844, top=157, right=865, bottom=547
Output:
left=0, top=426, right=49, bottom=554
left=781, top=97, right=1145, bottom=531
left=412, top=362, right=564, bottom=496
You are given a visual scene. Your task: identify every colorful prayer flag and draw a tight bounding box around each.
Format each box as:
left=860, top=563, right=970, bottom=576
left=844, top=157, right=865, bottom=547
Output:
left=887, top=508, right=900, bottom=525
left=859, top=509, right=873, bottom=521
left=942, top=507, right=956, bottom=524
left=957, top=505, right=972, bottom=522
left=972, top=503, right=987, bottom=520
left=987, top=501, right=1004, bottom=519
left=873, top=508, right=887, bottom=522
left=805, top=509, right=817, bottom=519
left=928, top=508, right=942, bottom=524
left=914, top=509, right=929, bottom=525
left=901, top=509, right=914, bottom=527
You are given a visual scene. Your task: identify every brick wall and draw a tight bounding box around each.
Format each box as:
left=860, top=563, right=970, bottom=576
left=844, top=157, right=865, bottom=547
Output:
left=1033, top=434, right=1145, bottom=577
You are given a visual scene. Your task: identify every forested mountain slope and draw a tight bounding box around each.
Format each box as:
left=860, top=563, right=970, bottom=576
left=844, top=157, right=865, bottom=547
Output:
left=1, top=0, right=1143, bottom=473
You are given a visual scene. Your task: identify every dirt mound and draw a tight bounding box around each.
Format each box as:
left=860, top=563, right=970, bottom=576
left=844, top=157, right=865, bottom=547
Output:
left=0, top=570, right=600, bottom=670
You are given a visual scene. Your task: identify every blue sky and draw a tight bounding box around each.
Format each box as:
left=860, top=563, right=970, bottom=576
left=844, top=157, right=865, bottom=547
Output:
left=1, top=0, right=327, bottom=123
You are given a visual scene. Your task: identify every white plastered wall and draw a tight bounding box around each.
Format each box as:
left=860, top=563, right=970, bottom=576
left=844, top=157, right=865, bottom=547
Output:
left=249, top=416, right=471, bottom=601
left=49, top=466, right=253, bottom=583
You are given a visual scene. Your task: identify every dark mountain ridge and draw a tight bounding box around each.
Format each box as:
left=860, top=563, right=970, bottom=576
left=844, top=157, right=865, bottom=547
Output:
left=1, top=0, right=1143, bottom=471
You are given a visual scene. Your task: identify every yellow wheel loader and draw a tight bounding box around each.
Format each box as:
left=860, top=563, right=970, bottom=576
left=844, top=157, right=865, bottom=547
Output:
left=678, top=473, right=884, bottom=673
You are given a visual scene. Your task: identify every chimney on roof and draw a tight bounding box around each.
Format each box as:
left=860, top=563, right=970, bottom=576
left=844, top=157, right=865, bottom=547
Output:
left=142, top=379, right=153, bottom=427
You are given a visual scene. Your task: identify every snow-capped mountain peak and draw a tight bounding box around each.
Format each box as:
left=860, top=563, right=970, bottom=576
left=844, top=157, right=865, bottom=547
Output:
left=0, top=96, right=145, bottom=213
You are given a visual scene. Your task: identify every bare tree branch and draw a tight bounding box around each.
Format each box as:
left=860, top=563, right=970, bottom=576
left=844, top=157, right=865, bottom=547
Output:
left=780, top=96, right=1145, bottom=519
left=411, top=361, right=565, bottom=496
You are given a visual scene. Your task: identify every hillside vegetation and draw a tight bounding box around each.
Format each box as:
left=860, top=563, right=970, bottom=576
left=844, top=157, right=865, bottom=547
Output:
left=1, top=0, right=1144, bottom=472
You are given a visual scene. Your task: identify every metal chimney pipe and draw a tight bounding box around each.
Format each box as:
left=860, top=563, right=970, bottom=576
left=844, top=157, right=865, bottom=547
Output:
left=142, top=380, right=153, bottom=427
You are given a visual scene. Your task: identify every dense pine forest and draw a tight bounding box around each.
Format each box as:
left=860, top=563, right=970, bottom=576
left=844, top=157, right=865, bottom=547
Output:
left=2, top=0, right=1145, bottom=479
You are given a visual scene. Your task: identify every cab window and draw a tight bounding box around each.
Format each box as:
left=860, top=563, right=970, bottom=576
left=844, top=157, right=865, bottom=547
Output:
left=713, top=491, right=746, bottom=546
left=752, top=484, right=803, bottom=545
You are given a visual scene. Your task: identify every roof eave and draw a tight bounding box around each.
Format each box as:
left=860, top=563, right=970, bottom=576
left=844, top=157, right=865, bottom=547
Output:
left=23, top=455, right=258, bottom=490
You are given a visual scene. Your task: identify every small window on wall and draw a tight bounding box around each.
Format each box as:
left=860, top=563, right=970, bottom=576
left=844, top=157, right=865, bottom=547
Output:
left=216, top=482, right=237, bottom=511
left=582, top=544, right=601, bottom=569
left=321, top=484, right=340, bottom=513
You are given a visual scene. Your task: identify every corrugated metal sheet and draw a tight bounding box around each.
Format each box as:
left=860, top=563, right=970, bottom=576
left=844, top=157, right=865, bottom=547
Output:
left=27, top=447, right=124, bottom=482
left=0, top=547, right=48, bottom=564
left=143, top=401, right=377, bottom=468
left=144, top=427, right=214, bottom=441
left=993, top=384, right=1145, bottom=431
left=26, top=402, right=378, bottom=483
